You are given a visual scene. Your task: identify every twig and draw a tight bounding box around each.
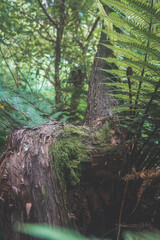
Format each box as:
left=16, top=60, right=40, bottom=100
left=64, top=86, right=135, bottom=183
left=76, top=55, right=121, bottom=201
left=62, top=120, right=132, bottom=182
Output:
left=37, top=30, right=55, bottom=42
left=117, top=180, right=128, bottom=240
left=0, top=47, right=18, bottom=88
left=7, top=45, right=33, bottom=92
left=2, top=0, right=54, bottom=39
left=86, top=17, right=100, bottom=41
left=37, top=0, right=58, bottom=28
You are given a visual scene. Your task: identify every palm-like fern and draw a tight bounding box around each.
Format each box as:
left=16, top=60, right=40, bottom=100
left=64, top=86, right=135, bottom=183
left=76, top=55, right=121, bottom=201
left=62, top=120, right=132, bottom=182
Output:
left=96, top=0, right=160, bottom=171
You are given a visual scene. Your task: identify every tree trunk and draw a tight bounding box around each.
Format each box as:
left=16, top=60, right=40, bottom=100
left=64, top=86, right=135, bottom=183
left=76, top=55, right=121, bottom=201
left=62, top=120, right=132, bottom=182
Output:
left=84, top=31, right=117, bottom=125
left=0, top=121, right=123, bottom=239
left=55, top=28, right=63, bottom=104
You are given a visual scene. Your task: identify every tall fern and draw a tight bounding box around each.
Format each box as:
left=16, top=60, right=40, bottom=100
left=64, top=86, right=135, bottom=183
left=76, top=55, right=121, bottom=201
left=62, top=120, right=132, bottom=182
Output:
left=96, top=0, right=160, bottom=171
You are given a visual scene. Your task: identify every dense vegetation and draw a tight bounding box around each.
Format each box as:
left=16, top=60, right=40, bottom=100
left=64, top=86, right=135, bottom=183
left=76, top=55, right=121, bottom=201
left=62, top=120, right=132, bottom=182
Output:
left=97, top=0, right=160, bottom=172
left=97, top=1, right=160, bottom=236
left=0, top=0, right=160, bottom=239
left=0, top=0, right=100, bottom=153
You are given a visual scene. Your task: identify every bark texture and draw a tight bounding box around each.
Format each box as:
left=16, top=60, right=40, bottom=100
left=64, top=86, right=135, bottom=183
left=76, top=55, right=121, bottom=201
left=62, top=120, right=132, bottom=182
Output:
left=84, top=32, right=117, bottom=125
left=0, top=121, right=122, bottom=240
left=0, top=122, right=70, bottom=240
left=0, top=122, right=158, bottom=240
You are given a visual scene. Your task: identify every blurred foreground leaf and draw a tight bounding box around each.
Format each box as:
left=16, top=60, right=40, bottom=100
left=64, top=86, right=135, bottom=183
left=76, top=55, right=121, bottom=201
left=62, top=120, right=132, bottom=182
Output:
left=123, top=231, right=160, bottom=240
left=16, top=223, right=160, bottom=240
left=17, top=223, right=90, bottom=240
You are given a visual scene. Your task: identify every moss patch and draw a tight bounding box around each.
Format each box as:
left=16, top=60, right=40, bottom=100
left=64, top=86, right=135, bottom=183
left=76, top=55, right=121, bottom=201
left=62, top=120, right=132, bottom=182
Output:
left=64, top=125, right=89, bottom=137
left=95, top=123, right=112, bottom=144
left=50, top=126, right=90, bottom=187
left=94, top=123, right=121, bottom=154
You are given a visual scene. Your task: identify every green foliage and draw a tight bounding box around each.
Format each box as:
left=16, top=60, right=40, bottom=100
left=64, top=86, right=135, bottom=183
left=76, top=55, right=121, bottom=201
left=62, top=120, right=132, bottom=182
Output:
left=0, top=0, right=100, bottom=123
left=97, top=0, right=160, bottom=171
left=95, top=123, right=112, bottom=144
left=16, top=224, right=90, bottom=240
left=50, top=126, right=90, bottom=187
left=123, top=231, right=160, bottom=240
left=0, top=83, right=69, bottom=154
left=0, top=0, right=101, bottom=145
left=17, top=223, right=160, bottom=240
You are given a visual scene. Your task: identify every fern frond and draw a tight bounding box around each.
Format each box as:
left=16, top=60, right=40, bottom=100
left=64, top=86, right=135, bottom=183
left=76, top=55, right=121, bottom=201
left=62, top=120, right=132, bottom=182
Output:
left=102, top=43, right=145, bottom=62
left=101, top=0, right=148, bottom=25
left=98, top=0, right=160, bottom=171
left=101, top=2, right=160, bottom=47
left=117, top=41, right=160, bottom=61
left=126, top=0, right=160, bottom=24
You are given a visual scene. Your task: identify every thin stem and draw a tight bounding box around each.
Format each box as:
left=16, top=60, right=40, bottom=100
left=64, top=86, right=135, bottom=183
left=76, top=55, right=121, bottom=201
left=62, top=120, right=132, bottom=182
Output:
left=86, top=17, right=100, bottom=41
left=117, top=181, right=128, bottom=240
left=37, top=0, right=58, bottom=28
left=0, top=47, right=18, bottom=88
left=8, top=46, right=33, bottom=92
left=134, top=0, right=154, bottom=113
left=131, top=0, right=154, bottom=160
left=136, top=80, right=160, bottom=140
left=134, top=126, right=158, bottom=162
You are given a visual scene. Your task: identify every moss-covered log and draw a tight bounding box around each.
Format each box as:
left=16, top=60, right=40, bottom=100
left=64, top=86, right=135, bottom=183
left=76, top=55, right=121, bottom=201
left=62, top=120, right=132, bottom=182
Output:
left=0, top=121, right=123, bottom=240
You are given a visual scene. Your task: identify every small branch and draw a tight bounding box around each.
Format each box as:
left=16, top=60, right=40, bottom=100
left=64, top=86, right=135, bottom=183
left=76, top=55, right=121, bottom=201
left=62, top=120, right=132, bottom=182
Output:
left=2, top=0, right=56, bottom=38
left=86, top=17, right=100, bottom=41
left=37, top=0, right=58, bottom=28
left=37, top=30, right=55, bottom=43
left=74, top=17, right=100, bottom=55
left=0, top=107, right=22, bottom=126
left=4, top=100, right=30, bottom=121
left=7, top=46, right=33, bottom=92
left=0, top=47, right=18, bottom=88
left=36, top=21, right=54, bottom=40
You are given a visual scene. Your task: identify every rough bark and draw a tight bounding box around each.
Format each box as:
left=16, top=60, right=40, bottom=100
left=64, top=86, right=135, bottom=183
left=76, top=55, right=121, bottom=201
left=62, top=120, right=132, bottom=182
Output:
left=84, top=31, right=117, bottom=125
left=55, top=27, right=63, bottom=104
left=0, top=121, right=123, bottom=240
left=54, top=0, right=65, bottom=105
left=0, top=122, right=69, bottom=239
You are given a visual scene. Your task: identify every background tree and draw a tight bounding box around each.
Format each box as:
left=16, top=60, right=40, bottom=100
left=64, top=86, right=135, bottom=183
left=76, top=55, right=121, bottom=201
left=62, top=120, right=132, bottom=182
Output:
left=0, top=0, right=100, bottom=119
left=0, top=0, right=101, bottom=152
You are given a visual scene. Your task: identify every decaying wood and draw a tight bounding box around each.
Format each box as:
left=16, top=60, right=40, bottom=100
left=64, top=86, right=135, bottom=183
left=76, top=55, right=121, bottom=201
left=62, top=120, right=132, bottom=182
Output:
left=0, top=122, right=70, bottom=239
left=1, top=121, right=158, bottom=240
left=0, top=121, right=123, bottom=240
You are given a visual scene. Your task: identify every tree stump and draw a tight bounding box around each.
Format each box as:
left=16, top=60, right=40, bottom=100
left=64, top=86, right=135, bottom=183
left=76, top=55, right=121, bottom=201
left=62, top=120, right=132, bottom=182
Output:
left=0, top=121, right=122, bottom=240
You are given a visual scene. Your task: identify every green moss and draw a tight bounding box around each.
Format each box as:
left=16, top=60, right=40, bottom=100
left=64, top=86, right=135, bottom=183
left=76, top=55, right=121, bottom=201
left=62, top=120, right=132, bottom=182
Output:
left=95, top=123, right=122, bottom=154
left=50, top=126, right=90, bottom=187
left=95, top=122, right=112, bottom=144
left=64, top=125, right=89, bottom=137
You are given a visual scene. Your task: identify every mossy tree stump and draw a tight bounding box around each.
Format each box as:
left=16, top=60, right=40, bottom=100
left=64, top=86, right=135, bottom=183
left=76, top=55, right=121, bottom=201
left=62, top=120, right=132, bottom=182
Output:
left=0, top=121, right=122, bottom=240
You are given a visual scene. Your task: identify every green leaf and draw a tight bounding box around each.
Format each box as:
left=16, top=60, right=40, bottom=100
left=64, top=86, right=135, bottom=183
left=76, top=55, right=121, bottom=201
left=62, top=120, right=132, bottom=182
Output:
left=16, top=224, right=89, bottom=240
left=51, top=111, right=64, bottom=119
